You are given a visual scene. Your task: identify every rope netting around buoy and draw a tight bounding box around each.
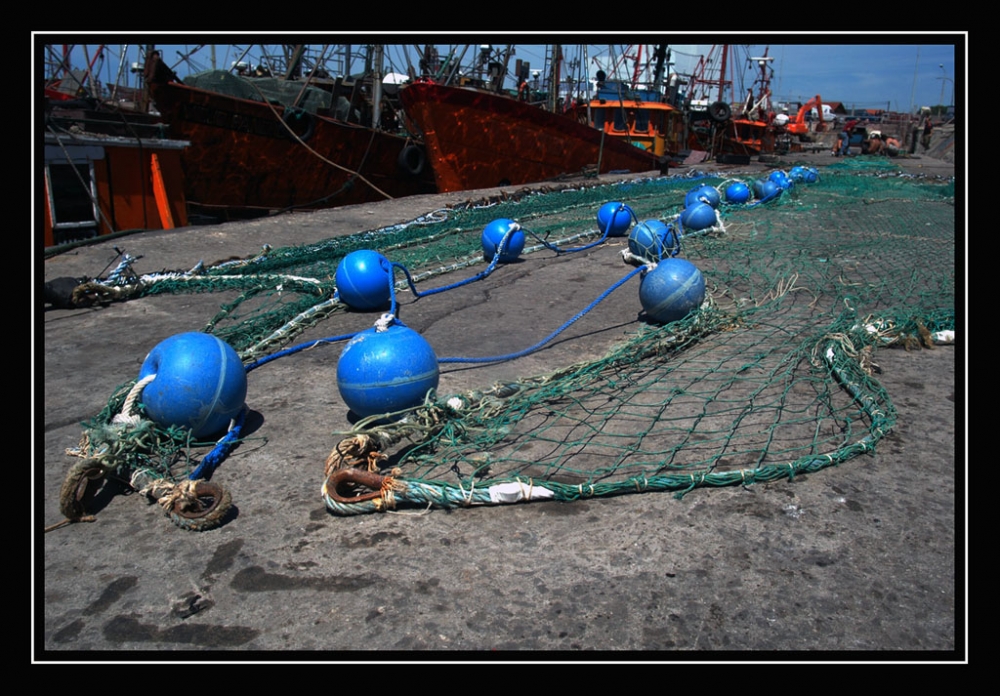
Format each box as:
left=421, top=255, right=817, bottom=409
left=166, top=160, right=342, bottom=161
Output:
left=52, top=163, right=956, bottom=527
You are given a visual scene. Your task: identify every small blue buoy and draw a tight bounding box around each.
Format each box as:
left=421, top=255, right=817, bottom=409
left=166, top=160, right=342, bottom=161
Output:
left=481, top=218, right=526, bottom=263
left=788, top=166, right=806, bottom=182
left=639, top=258, right=706, bottom=325
left=724, top=182, right=751, bottom=204
left=769, top=170, right=793, bottom=190
left=685, top=185, right=721, bottom=209
left=138, top=332, right=247, bottom=439
left=597, top=202, right=634, bottom=237
left=679, top=202, right=717, bottom=231
left=628, top=220, right=677, bottom=262
left=772, top=170, right=794, bottom=190
left=803, top=167, right=819, bottom=184
left=336, top=323, right=440, bottom=419
left=336, top=250, right=392, bottom=310
left=756, top=179, right=782, bottom=201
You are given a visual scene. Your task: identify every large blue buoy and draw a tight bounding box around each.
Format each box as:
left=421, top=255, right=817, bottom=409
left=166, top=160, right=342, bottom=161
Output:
left=596, top=202, right=634, bottom=237
left=679, top=202, right=717, bottom=232
left=685, top=185, right=721, bottom=209
left=138, top=332, right=247, bottom=439
left=336, top=323, right=440, bottom=419
left=336, top=250, right=392, bottom=310
left=724, top=182, right=751, bottom=204
left=639, top=258, right=706, bottom=324
left=628, top=220, right=678, bottom=262
left=481, top=218, right=526, bottom=263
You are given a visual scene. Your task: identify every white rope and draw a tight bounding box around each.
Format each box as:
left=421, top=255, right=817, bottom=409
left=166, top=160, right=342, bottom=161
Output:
left=111, top=374, right=156, bottom=427
left=375, top=313, right=395, bottom=332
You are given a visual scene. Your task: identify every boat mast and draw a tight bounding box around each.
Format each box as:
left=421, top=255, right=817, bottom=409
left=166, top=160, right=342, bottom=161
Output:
left=285, top=45, right=306, bottom=80
left=652, top=44, right=668, bottom=96
left=630, top=44, right=643, bottom=89
left=140, top=44, right=155, bottom=112
left=372, top=44, right=383, bottom=129
left=689, top=44, right=733, bottom=107
left=745, top=47, right=774, bottom=120
left=548, top=45, right=561, bottom=111
left=718, top=45, right=729, bottom=103
left=496, top=44, right=513, bottom=93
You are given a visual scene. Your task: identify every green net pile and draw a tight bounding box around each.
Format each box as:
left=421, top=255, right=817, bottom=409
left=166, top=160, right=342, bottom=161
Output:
left=67, top=159, right=956, bottom=519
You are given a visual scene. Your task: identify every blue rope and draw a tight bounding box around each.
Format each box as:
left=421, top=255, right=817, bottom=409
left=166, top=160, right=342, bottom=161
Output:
left=438, top=265, right=647, bottom=364
left=189, top=405, right=247, bottom=480
left=749, top=189, right=783, bottom=207
left=244, top=333, right=359, bottom=373
left=388, top=224, right=516, bottom=313
left=523, top=203, right=637, bottom=254
left=391, top=253, right=503, bottom=301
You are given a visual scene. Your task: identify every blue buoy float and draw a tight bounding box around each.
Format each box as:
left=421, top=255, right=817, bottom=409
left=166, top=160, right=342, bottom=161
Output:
left=628, top=220, right=679, bottom=262
left=335, top=250, right=392, bottom=310
left=803, top=167, right=819, bottom=184
left=685, top=185, right=721, bottom=209
left=679, top=202, right=717, bottom=232
left=596, top=202, right=634, bottom=237
left=724, top=182, right=751, bottom=204
left=769, top=170, right=793, bottom=190
left=639, top=258, right=706, bottom=325
left=336, top=322, right=440, bottom=419
left=481, top=218, right=526, bottom=263
left=755, top=179, right=782, bottom=202
left=138, top=332, right=248, bottom=439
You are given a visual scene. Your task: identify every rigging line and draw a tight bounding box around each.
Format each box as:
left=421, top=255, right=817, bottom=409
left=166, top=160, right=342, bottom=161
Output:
left=245, top=80, right=394, bottom=201
left=291, top=44, right=331, bottom=109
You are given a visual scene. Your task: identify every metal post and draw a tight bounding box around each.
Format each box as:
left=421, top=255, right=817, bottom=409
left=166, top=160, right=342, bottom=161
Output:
left=938, top=64, right=946, bottom=109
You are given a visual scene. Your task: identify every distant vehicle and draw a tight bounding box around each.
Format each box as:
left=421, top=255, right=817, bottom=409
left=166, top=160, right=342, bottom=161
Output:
left=783, top=95, right=833, bottom=135
left=808, top=104, right=836, bottom=122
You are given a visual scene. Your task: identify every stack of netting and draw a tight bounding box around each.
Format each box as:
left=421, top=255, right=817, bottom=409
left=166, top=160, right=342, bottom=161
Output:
left=58, top=160, right=956, bottom=527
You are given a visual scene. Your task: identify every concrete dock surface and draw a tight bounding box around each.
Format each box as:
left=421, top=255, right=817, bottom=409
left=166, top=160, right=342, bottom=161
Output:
left=36, top=148, right=963, bottom=660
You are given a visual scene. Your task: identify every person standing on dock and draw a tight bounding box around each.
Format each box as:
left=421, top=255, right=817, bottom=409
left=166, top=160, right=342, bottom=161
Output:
left=836, top=117, right=860, bottom=157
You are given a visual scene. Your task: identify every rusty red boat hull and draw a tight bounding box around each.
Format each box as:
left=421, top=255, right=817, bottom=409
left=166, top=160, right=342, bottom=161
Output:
left=147, top=80, right=437, bottom=218
left=399, top=81, right=664, bottom=193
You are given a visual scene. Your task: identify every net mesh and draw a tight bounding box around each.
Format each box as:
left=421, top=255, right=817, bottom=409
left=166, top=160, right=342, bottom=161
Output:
left=62, top=159, right=956, bottom=519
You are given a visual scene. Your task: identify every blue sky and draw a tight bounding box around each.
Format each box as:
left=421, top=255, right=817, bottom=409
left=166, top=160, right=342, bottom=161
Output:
left=40, top=35, right=962, bottom=114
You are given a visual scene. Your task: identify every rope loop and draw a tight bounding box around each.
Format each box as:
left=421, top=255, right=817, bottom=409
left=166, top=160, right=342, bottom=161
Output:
left=111, top=374, right=156, bottom=427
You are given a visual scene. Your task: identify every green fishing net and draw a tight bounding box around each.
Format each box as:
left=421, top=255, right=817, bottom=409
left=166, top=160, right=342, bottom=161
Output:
left=62, top=159, right=956, bottom=521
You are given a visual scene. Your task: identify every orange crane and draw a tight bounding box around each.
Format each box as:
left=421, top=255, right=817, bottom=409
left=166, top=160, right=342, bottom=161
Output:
left=785, top=95, right=828, bottom=135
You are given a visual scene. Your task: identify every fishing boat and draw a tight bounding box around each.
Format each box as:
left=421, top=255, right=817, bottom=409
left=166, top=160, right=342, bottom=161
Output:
left=683, top=45, right=793, bottom=161
left=398, top=45, right=668, bottom=193
left=563, top=45, right=686, bottom=160
left=143, top=45, right=437, bottom=220
left=42, top=128, right=190, bottom=248
left=41, top=46, right=190, bottom=247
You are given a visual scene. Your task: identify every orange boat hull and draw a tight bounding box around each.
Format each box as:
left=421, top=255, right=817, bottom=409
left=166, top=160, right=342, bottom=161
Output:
left=399, top=82, right=664, bottom=193
left=148, top=80, right=437, bottom=217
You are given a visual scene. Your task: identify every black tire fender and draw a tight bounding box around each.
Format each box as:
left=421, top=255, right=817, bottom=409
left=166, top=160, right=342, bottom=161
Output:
left=282, top=107, right=315, bottom=142
left=708, top=101, right=732, bottom=123
left=398, top=144, right=426, bottom=176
